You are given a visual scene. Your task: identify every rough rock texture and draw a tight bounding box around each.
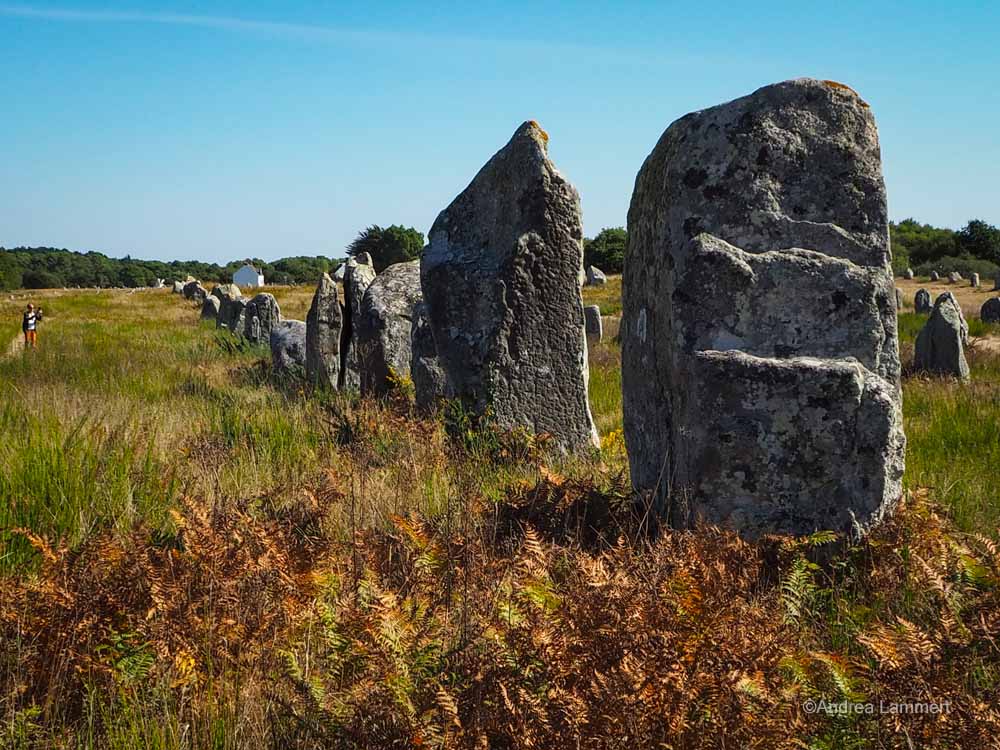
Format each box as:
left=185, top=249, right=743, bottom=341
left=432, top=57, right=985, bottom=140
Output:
left=305, top=273, right=343, bottom=389
left=584, top=305, right=603, bottom=342
left=622, top=78, right=904, bottom=539
left=270, top=320, right=307, bottom=373
left=931, top=271, right=940, bottom=281
left=421, top=121, right=598, bottom=451
left=948, top=271, right=962, bottom=283
left=914, top=288, right=932, bottom=314
left=200, top=295, right=220, bottom=320
left=904, top=268, right=914, bottom=279
left=914, top=292, right=969, bottom=380
left=354, top=252, right=374, bottom=267
left=217, top=296, right=246, bottom=332
left=981, top=297, right=1000, bottom=324
left=242, top=293, right=281, bottom=345
left=212, top=284, right=241, bottom=303
left=172, top=281, right=184, bottom=294
left=585, top=265, right=608, bottom=286
left=333, top=264, right=347, bottom=282
left=971, top=273, right=980, bottom=288
left=183, top=281, right=207, bottom=303
left=411, top=301, right=451, bottom=412
left=356, top=260, right=422, bottom=397
left=342, top=258, right=378, bottom=389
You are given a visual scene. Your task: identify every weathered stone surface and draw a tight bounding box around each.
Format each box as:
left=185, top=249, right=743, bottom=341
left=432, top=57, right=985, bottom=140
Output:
left=217, top=296, right=246, bottom=332
left=904, top=268, right=914, bottom=279
left=411, top=301, right=451, bottom=412
left=332, top=264, right=347, bottom=282
left=971, top=273, right=980, bottom=288
left=270, top=320, right=307, bottom=373
left=585, top=265, right=608, bottom=286
left=421, top=121, right=598, bottom=451
left=172, top=281, right=184, bottom=294
left=622, top=78, right=904, bottom=538
left=342, top=258, right=378, bottom=389
left=981, top=297, right=1000, bottom=324
left=584, top=305, right=603, bottom=342
left=305, top=273, right=343, bottom=389
left=183, top=280, right=207, bottom=303
left=200, top=295, right=220, bottom=320
left=930, top=271, right=940, bottom=281
left=914, top=288, right=932, bottom=314
left=211, top=284, right=241, bottom=302
left=914, top=292, right=969, bottom=379
left=895, top=288, right=903, bottom=310
left=948, top=271, right=962, bottom=283
left=242, top=293, right=281, bottom=345
left=354, top=252, right=373, bottom=267
left=356, top=260, right=422, bottom=397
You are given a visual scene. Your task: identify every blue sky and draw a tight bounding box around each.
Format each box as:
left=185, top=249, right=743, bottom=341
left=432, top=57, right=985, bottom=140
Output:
left=1, top=1, right=998, bottom=263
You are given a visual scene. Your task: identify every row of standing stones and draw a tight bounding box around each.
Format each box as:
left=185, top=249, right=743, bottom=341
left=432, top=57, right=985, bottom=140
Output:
left=178, top=77, right=925, bottom=542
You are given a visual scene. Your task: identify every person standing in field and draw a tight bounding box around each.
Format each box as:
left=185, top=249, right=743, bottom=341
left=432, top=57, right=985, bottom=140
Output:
left=22, top=303, right=38, bottom=349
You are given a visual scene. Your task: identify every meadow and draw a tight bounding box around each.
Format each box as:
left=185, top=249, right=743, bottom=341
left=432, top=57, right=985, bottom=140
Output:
left=1, top=279, right=999, bottom=748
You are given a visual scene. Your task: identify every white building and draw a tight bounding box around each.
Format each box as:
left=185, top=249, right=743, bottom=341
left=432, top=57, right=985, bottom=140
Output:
left=233, top=263, right=264, bottom=288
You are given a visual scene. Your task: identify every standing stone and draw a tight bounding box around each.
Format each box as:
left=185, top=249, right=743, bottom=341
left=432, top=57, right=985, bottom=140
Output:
left=356, top=260, right=422, bottom=397
left=270, top=320, right=307, bottom=373
left=242, top=293, right=281, bottom=345
left=183, top=280, right=207, bottom=303
left=342, top=258, right=378, bottom=389
left=421, top=121, right=598, bottom=451
left=200, top=295, right=220, bottom=320
left=585, top=265, right=608, bottom=286
left=411, top=301, right=451, bottom=412
left=305, top=273, right=343, bottom=389
left=584, top=305, right=603, bottom=342
left=914, top=288, right=932, bottom=314
left=622, top=78, right=904, bottom=539
left=904, top=268, right=914, bottom=280
left=212, top=284, right=241, bottom=303
left=218, top=296, right=246, bottom=332
left=980, top=297, right=1000, bottom=324
left=971, top=273, right=980, bottom=288
left=914, top=292, right=970, bottom=380
left=172, top=281, right=184, bottom=294
left=333, top=264, right=347, bottom=282
left=930, top=271, right=940, bottom=281
left=895, top=288, right=903, bottom=310
left=948, top=271, right=962, bottom=283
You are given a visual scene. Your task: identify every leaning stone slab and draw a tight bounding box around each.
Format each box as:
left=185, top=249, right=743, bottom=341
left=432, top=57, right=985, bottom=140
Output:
left=914, top=292, right=969, bottom=380
left=342, top=258, right=378, bottom=389
left=411, top=301, right=451, bottom=412
left=914, top=288, right=932, bottom=314
left=584, top=304, right=603, bottom=342
left=622, top=78, right=904, bottom=539
left=586, top=265, right=608, bottom=286
left=270, top=320, right=307, bottom=373
left=356, top=260, right=422, bottom=397
left=421, top=121, right=598, bottom=451
left=242, top=293, right=281, bottom=345
left=305, top=273, right=343, bottom=389
left=981, top=297, right=1000, bottom=324
left=200, top=295, right=220, bottom=320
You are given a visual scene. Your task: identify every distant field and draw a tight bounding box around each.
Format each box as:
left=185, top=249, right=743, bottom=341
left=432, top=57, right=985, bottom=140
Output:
left=1, top=281, right=999, bottom=748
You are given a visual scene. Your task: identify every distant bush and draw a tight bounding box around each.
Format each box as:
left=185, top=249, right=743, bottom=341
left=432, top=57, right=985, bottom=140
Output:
left=584, top=227, right=626, bottom=274
left=913, top=256, right=999, bottom=280
left=347, top=224, right=424, bottom=272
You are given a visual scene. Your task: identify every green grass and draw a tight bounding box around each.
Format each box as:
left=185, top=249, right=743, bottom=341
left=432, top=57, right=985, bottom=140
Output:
left=582, top=275, right=622, bottom=316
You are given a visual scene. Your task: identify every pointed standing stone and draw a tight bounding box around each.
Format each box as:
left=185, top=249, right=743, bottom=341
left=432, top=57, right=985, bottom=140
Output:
left=356, top=260, right=423, bottom=397
left=584, top=305, right=603, bottom=342
left=342, top=257, right=377, bottom=389
left=914, top=292, right=969, bottom=379
left=914, top=288, right=932, bottom=314
left=421, top=121, right=598, bottom=451
left=305, top=273, right=343, bottom=389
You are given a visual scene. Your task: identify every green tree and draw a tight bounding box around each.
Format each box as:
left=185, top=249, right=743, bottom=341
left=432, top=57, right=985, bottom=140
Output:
left=583, top=227, right=627, bottom=274
left=0, top=251, right=23, bottom=291
left=956, top=219, right=1000, bottom=263
left=348, top=225, right=424, bottom=272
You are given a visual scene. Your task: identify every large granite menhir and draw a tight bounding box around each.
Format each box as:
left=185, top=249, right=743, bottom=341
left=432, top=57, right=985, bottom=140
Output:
left=342, top=256, right=377, bottom=389
left=356, top=260, right=422, bottom=397
left=622, top=78, right=905, bottom=539
left=421, top=121, right=598, bottom=451
left=305, top=273, right=343, bottom=389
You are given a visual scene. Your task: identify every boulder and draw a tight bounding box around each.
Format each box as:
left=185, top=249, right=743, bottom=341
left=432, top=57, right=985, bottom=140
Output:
left=622, top=79, right=904, bottom=539
left=270, top=320, right=307, bottom=373
left=914, top=292, right=969, bottom=380
left=200, top=295, right=220, bottom=320
left=217, top=296, right=246, bottom=332
left=305, top=273, right=343, bottom=389
left=584, top=304, right=603, bottom=342
left=930, top=271, right=940, bottom=281
left=356, top=260, right=422, bottom=397
left=411, top=301, right=451, bottom=412
left=342, top=256, right=378, bottom=389
left=212, top=284, right=241, bottom=302
left=242, top=293, right=281, bottom=345
left=914, top=288, right=932, bottom=314
left=948, top=271, right=962, bottom=283
left=421, top=121, right=598, bottom=451
left=980, top=297, right=1000, bottom=324
left=971, top=273, right=980, bottom=288
left=903, top=268, right=914, bottom=280
left=585, top=265, right=608, bottom=286
left=183, top=280, right=207, bottom=303
left=172, top=281, right=184, bottom=294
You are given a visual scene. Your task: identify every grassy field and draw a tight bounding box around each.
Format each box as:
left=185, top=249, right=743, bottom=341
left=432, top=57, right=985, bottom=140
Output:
left=1, top=283, right=999, bottom=748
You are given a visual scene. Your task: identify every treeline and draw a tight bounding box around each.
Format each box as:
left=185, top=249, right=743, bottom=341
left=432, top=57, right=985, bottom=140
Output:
left=0, top=247, right=343, bottom=291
